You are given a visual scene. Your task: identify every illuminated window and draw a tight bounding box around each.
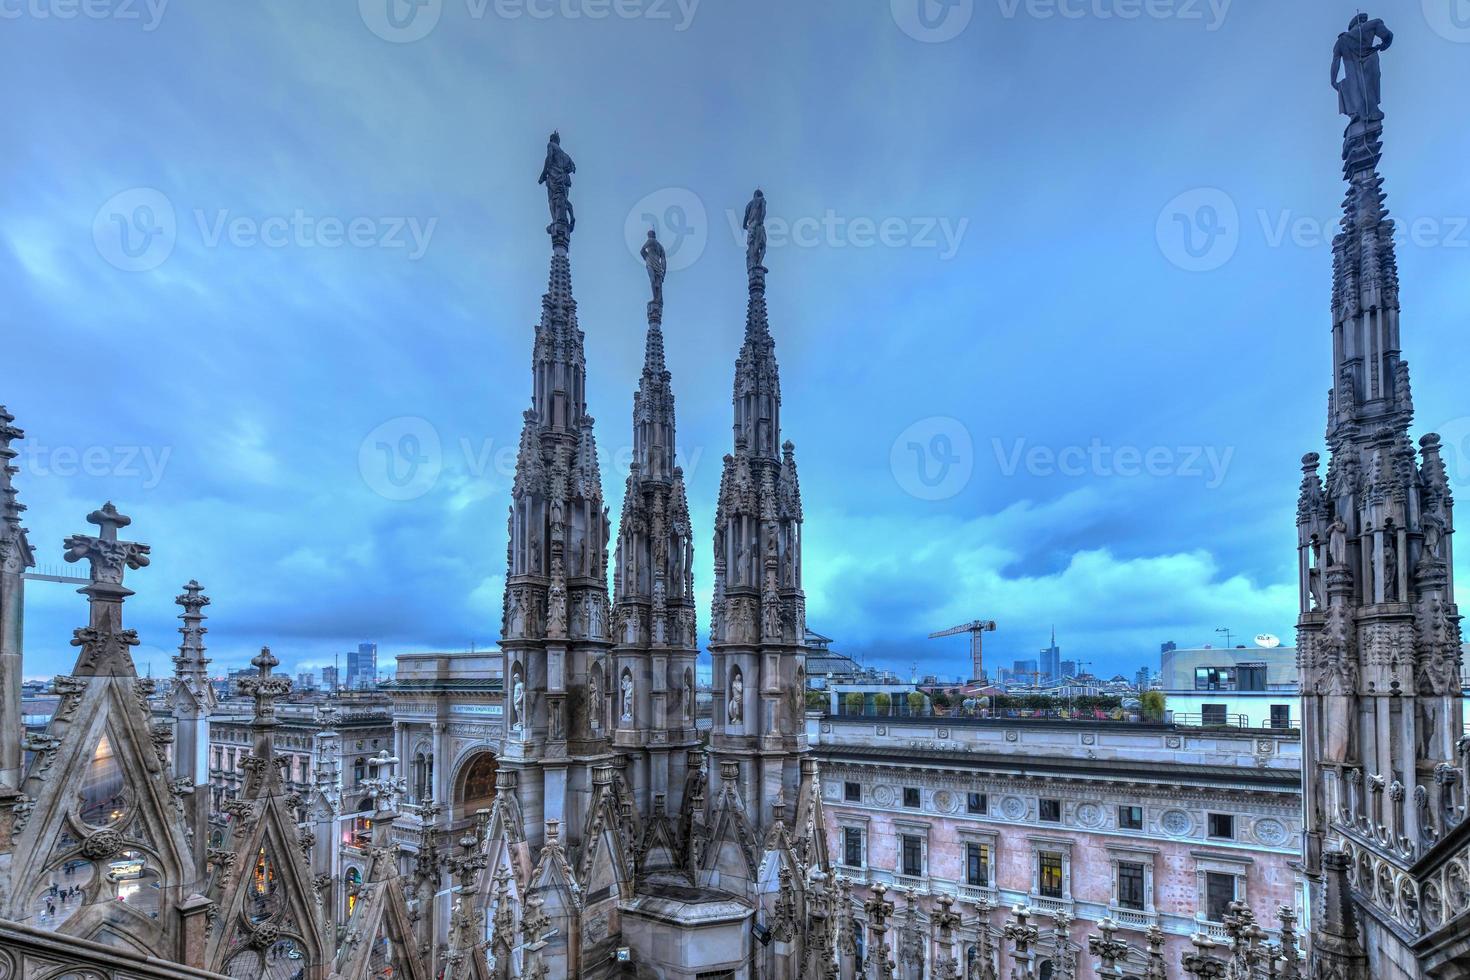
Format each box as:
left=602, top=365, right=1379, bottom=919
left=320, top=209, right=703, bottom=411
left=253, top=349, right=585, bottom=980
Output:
left=1038, top=853, right=1064, bottom=899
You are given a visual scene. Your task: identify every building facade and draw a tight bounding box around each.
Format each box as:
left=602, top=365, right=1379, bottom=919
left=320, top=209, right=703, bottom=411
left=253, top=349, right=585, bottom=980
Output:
left=813, top=714, right=1304, bottom=975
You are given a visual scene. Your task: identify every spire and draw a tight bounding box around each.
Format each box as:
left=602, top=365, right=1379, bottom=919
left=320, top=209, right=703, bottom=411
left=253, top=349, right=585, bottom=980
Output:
left=500, top=132, right=613, bottom=855
left=1327, top=13, right=1403, bottom=442
left=613, top=229, right=698, bottom=823
left=0, top=407, right=34, bottom=793
left=0, top=407, right=33, bottom=570
left=236, top=645, right=291, bottom=798
left=732, top=189, right=783, bottom=460
left=62, top=502, right=151, bottom=677
left=172, top=580, right=212, bottom=694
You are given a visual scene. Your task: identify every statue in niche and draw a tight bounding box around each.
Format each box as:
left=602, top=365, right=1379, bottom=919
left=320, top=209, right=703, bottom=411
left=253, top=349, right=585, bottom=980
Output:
left=1382, top=532, right=1398, bottom=601
left=684, top=673, right=694, bottom=721
left=1332, top=14, right=1393, bottom=124
left=589, top=669, right=602, bottom=732
left=530, top=529, right=542, bottom=574
left=1328, top=517, right=1348, bottom=567
left=620, top=673, right=634, bottom=724
left=728, top=671, right=744, bottom=726
left=1423, top=702, right=1439, bottom=760
left=512, top=678, right=526, bottom=733
left=589, top=595, right=606, bottom=638
left=1422, top=513, right=1444, bottom=563
left=508, top=591, right=528, bottom=636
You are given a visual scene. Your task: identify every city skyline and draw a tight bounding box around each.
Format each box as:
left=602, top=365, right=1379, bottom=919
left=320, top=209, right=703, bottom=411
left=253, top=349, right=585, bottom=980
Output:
left=6, top=2, right=1470, bottom=680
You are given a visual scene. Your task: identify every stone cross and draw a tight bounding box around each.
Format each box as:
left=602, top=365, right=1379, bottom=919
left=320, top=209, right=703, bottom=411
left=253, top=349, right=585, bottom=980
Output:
left=1181, top=933, right=1227, bottom=980
left=64, top=502, right=151, bottom=589
left=1088, top=917, right=1127, bottom=978
left=932, top=893, right=961, bottom=980
left=365, top=750, right=405, bottom=815
left=1143, top=924, right=1167, bottom=980
left=863, top=882, right=896, bottom=980
left=973, top=898, right=999, bottom=980
left=1003, top=905, right=1039, bottom=980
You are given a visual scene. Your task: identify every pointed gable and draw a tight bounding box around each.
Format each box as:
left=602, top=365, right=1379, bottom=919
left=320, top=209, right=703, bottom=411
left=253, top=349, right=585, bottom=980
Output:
left=1, top=505, right=197, bottom=961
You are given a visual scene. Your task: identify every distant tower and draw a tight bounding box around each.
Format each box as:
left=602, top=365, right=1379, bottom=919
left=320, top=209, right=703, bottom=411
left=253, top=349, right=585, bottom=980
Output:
left=170, top=580, right=216, bottom=868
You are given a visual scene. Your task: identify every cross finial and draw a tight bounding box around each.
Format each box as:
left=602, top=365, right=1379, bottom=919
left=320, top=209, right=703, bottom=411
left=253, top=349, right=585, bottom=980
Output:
left=64, top=502, right=150, bottom=588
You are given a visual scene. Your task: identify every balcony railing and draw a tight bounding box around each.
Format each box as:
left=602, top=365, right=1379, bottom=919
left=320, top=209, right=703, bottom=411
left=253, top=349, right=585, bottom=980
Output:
left=1109, top=907, right=1157, bottom=929
left=893, top=873, right=929, bottom=894
left=1028, top=895, right=1072, bottom=919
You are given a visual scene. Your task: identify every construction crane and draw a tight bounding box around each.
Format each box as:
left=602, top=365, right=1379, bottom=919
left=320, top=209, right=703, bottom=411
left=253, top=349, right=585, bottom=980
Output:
left=929, top=620, right=997, bottom=684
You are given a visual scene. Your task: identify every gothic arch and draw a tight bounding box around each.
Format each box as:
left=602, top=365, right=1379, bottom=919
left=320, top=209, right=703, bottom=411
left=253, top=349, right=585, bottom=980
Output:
left=452, top=750, right=500, bottom=821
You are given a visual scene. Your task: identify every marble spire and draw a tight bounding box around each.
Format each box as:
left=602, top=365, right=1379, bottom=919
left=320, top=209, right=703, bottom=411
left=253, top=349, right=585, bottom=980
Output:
left=0, top=407, right=34, bottom=793
left=1298, top=16, right=1458, bottom=975
left=500, top=131, right=613, bottom=855
left=612, top=230, right=698, bottom=831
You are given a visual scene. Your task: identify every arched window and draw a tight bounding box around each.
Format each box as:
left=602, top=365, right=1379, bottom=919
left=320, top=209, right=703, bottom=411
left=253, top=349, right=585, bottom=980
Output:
left=345, top=867, right=362, bottom=917
left=413, top=752, right=428, bottom=803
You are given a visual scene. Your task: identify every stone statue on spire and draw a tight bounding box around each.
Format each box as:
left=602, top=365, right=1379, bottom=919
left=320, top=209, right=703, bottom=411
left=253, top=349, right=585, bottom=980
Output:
left=640, top=227, right=667, bottom=307
left=743, top=189, right=767, bottom=276
left=1332, top=14, right=1393, bottom=124
left=538, top=130, right=576, bottom=235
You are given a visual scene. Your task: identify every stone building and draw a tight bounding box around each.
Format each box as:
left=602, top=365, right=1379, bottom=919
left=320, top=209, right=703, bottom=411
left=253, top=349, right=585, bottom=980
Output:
left=813, top=714, right=1302, bottom=976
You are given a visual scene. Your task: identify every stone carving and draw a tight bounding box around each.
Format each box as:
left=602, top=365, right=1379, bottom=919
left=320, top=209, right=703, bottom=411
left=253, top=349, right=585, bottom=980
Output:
left=727, top=669, right=744, bottom=725
left=620, top=671, right=634, bottom=724
left=537, top=131, right=576, bottom=232
left=640, top=228, right=667, bottom=306
left=1327, top=516, right=1348, bottom=566
left=511, top=676, right=525, bottom=733
left=1000, top=796, right=1026, bottom=821
left=1253, top=818, right=1289, bottom=847
left=1161, top=810, right=1192, bottom=836
left=1332, top=14, right=1393, bottom=123
left=1076, top=803, right=1103, bottom=829
left=742, top=189, right=766, bottom=274
left=62, top=502, right=151, bottom=584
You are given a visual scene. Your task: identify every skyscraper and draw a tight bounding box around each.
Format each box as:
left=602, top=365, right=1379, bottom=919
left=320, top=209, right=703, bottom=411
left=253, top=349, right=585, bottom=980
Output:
left=347, top=642, right=377, bottom=689
left=1039, top=625, right=1060, bottom=681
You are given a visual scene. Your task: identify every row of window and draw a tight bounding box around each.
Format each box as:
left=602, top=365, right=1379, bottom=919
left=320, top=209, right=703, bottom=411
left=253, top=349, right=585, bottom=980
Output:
left=838, top=829, right=1242, bottom=922
left=841, top=782, right=1237, bottom=840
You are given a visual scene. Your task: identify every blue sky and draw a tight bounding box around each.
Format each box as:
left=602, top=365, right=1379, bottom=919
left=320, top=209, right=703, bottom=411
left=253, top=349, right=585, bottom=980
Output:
left=4, top=1, right=1470, bottom=681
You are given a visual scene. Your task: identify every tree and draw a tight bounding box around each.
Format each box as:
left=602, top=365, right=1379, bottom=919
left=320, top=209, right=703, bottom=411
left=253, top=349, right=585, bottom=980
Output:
left=845, top=692, right=864, bottom=716
left=1140, top=690, right=1167, bottom=722
left=874, top=692, right=893, bottom=716
left=907, top=692, right=926, bottom=715
left=806, top=689, right=828, bottom=711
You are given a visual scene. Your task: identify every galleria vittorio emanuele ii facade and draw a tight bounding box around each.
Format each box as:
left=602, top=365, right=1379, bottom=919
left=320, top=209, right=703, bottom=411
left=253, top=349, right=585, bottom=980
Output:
left=0, top=15, right=1467, bottom=980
